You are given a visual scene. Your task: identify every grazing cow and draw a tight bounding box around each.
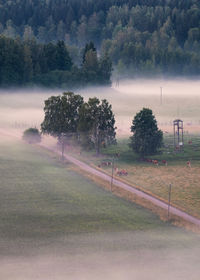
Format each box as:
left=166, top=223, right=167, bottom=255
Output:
left=117, top=169, right=128, bottom=176
left=187, top=161, right=191, bottom=168
left=121, top=169, right=128, bottom=176
left=161, top=160, right=168, bottom=166
left=99, top=161, right=112, bottom=167
left=116, top=168, right=128, bottom=176
left=152, top=160, right=159, bottom=166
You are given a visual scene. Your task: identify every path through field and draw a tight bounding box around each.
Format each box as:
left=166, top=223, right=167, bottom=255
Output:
left=45, top=145, right=200, bottom=228
left=0, top=128, right=199, bottom=228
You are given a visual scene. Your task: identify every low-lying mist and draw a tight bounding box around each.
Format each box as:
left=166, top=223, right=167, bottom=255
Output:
left=0, top=231, right=200, bottom=280
left=1, top=78, right=200, bottom=136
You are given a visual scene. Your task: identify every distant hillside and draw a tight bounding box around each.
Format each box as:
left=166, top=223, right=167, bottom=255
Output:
left=0, top=0, right=200, bottom=76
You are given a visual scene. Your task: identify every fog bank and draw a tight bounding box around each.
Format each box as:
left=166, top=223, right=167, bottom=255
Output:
left=0, top=78, right=200, bottom=135
left=0, top=231, right=200, bottom=280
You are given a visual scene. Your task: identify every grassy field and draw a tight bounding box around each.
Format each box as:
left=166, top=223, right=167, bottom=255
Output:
left=66, top=134, right=200, bottom=219
left=0, top=134, right=200, bottom=280
left=0, top=82, right=200, bottom=279
left=0, top=135, right=198, bottom=242
left=0, top=135, right=174, bottom=248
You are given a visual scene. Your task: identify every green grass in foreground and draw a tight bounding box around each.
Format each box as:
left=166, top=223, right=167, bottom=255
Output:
left=0, top=137, right=170, bottom=240
left=0, top=135, right=199, bottom=259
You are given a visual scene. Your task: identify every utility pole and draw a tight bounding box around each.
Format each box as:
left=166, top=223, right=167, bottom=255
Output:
left=160, top=86, right=163, bottom=105
left=61, top=133, right=65, bottom=161
left=110, top=157, right=114, bottom=192
left=168, top=184, right=172, bottom=220
left=61, top=140, right=64, bottom=160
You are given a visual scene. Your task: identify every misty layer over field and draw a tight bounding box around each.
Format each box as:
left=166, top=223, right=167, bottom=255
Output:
left=1, top=79, right=200, bottom=136
left=1, top=232, right=200, bottom=280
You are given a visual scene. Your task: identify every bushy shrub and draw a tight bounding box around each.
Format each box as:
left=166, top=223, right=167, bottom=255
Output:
left=23, top=128, right=41, bottom=144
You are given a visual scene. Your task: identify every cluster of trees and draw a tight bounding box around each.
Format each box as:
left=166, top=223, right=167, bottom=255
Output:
left=41, top=92, right=116, bottom=155
left=40, top=91, right=162, bottom=156
left=0, top=0, right=200, bottom=76
left=23, top=91, right=162, bottom=157
left=0, top=37, right=112, bottom=87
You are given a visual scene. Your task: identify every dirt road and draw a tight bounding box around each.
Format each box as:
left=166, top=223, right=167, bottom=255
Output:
left=55, top=148, right=200, bottom=228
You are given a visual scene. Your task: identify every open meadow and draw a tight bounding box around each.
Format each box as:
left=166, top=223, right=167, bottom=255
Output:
left=0, top=80, right=200, bottom=214
left=0, top=79, right=200, bottom=278
left=72, top=134, right=200, bottom=220
left=61, top=122, right=200, bottom=221
left=0, top=79, right=200, bottom=220
left=0, top=134, right=200, bottom=279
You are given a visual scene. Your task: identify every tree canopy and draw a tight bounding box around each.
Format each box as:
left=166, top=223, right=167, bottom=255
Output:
left=0, top=0, right=200, bottom=76
left=41, top=92, right=116, bottom=155
left=130, top=108, right=163, bottom=156
left=0, top=37, right=112, bottom=87
left=41, top=92, right=84, bottom=137
left=78, top=97, right=116, bottom=155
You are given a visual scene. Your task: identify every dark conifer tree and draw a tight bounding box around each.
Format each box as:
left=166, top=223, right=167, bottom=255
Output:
left=82, top=41, right=96, bottom=64
left=56, top=40, right=73, bottom=71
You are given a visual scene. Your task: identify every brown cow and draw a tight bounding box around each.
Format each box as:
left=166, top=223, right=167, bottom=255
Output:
left=152, top=160, right=158, bottom=165
left=187, top=161, right=191, bottom=168
left=116, top=168, right=128, bottom=176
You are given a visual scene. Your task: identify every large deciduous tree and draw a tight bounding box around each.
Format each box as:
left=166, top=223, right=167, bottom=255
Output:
left=41, top=92, right=84, bottom=139
left=78, top=97, right=116, bottom=155
left=130, top=108, right=163, bottom=156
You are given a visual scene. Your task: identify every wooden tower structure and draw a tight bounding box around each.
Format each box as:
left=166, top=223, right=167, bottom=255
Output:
left=173, top=119, right=184, bottom=150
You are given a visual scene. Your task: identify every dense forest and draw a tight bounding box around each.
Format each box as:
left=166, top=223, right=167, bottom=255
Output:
left=0, top=37, right=112, bottom=87
left=0, top=0, right=200, bottom=78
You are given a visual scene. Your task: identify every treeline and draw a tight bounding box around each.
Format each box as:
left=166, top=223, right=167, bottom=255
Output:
left=0, top=0, right=200, bottom=76
left=41, top=92, right=162, bottom=157
left=0, top=37, right=112, bottom=87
